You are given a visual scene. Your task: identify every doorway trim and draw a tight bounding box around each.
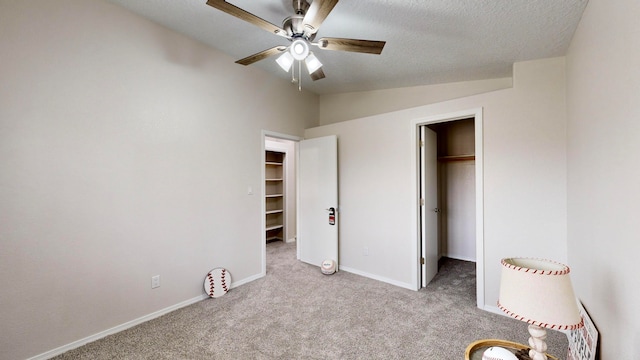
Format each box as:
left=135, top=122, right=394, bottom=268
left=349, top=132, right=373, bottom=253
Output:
left=410, top=107, right=484, bottom=309
left=261, top=130, right=302, bottom=277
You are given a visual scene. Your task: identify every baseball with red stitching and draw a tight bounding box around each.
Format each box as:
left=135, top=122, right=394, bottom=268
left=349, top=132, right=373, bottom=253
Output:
left=482, top=346, right=518, bottom=360
left=203, top=268, right=231, bottom=298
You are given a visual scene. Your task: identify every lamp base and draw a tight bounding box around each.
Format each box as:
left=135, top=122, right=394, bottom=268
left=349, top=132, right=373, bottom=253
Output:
left=527, top=324, right=548, bottom=360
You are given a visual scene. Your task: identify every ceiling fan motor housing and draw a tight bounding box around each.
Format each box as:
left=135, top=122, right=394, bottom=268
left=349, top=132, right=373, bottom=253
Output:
left=285, top=0, right=317, bottom=38
left=282, top=15, right=305, bottom=37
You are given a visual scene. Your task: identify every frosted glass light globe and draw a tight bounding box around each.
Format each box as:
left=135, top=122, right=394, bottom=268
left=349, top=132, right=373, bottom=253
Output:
left=290, top=39, right=309, bottom=60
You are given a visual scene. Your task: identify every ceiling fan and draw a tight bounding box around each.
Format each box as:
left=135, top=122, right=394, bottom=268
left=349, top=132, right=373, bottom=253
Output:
left=206, top=0, right=386, bottom=87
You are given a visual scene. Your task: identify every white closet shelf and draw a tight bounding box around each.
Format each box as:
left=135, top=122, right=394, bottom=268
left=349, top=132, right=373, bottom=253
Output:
left=266, top=209, right=283, bottom=215
left=266, top=194, right=283, bottom=198
left=437, top=154, right=475, bottom=162
left=266, top=225, right=284, bottom=231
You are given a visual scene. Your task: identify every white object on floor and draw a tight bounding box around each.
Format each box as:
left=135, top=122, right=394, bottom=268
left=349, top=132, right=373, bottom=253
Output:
left=204, top=268, right=230, bottom=298
left=321, top=259, right=336, bottom=275
left=482, top=346, right=518, bottom=360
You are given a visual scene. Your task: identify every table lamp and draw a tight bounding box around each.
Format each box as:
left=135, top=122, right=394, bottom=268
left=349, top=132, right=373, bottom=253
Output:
left=498, top=258, right=583, bottom=360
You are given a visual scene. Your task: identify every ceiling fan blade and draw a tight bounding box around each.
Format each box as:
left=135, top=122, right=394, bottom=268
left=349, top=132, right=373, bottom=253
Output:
left=235, top=46, right=287, bottom=66
left=302, top=0, right=339, bottom=35
left=317, top=37, right=386, bottom=55
left=310, top=68, right=326, bottom=81
left=206, top=0, right=289, bottom=38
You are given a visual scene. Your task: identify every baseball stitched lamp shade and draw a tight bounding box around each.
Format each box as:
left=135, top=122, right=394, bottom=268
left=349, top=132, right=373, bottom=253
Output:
left=498, top=258, right=583, bottom=360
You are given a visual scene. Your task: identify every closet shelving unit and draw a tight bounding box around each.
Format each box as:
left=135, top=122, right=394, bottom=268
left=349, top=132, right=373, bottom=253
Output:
left=265, top=150, right=285, bottom=242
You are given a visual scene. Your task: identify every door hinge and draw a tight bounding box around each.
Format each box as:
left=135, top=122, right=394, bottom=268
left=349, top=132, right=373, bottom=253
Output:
left=420, top=198, right=425, bottom=206
left=420, top=257, right=425, bottom=265
left=419, top=140, right=424, bottom=147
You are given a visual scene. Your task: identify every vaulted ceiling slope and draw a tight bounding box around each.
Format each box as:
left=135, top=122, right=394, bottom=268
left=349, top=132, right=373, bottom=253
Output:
left=107, top=0, right=588, bottom=95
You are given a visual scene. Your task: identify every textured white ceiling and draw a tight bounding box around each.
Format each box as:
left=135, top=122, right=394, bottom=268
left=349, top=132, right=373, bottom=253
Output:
left=107, top=0, right=588, bottom=95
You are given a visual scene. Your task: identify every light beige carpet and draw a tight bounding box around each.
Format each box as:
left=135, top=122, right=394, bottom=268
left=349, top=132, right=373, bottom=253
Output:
left=53, top=241, right=568, bottom=359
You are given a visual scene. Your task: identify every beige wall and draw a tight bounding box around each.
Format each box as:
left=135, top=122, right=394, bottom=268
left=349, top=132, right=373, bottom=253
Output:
left=0, top=1, right=318, bottom=359
left=5, top=0, right=636, bottom=358
left=306, top=57, right=568, bottom=309
left=566, top=0, right=640, bottom=357
left=319, top=77, right=512, bottom=125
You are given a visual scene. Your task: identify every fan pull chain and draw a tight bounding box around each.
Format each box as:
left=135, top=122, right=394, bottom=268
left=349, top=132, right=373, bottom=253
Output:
left=298, top=60, right=302, bottom=91
left=291, top=60, right=296, bottom=83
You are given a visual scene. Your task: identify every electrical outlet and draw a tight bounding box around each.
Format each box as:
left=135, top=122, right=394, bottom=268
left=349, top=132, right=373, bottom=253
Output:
left=151, top=275, right=160, bottom=289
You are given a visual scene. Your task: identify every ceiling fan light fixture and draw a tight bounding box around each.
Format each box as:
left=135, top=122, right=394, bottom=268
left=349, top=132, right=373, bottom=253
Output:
left=276, top=51, right=294, bottom=72
left=290, top=38, right=309, bottom=61
left=207, top=0, right=386, bottom=88
left=305, top=52, right=322, bottom=74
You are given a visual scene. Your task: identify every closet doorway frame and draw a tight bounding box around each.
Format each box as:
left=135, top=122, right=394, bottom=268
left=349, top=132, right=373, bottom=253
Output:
left=261, top=130, right=302, bottom=277
left=410, top=108, right=485, bottom=309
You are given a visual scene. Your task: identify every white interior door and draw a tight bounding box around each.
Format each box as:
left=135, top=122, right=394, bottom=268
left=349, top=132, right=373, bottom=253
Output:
left=420, top=126, right=438, bottom=287
left=298, top=135, right=338, bottom=268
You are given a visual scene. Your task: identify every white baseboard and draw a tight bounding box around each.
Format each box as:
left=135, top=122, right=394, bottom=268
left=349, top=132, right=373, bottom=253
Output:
left=339, top=265, right=417, bottom=291
left=482, top=304, right=504, bottom=316
left=29, top=275, right=262, bottom=360
left=28, top=294, right=208, bottom=360
left=444, top=254, right=477, bottom=262
left=232, top=272, right=264, bottom=288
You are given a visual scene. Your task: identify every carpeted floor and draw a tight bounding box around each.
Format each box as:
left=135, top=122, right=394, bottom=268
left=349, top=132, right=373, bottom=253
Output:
left=53, top=241, right=568, bottom=359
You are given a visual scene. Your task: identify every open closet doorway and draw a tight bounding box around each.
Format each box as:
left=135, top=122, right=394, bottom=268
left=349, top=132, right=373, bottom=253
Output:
left=415, top=109, right=484, bottom=309
left=263, top=135, right=299, bottom=272
left=264, top=136, right=297, bottom=244
left=427, top=118, right=476, bottom=261
left=261, top=131, right=339, bottom=276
